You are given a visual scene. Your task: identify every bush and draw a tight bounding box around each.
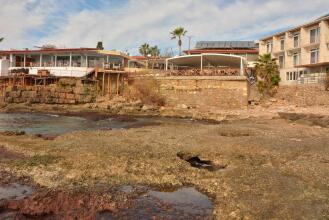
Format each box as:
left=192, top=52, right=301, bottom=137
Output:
left=127, top=77, right=165, bottom=106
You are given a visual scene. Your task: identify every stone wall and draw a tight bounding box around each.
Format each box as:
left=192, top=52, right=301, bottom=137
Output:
left=0, top=79, right=97, bottom=104
left=156, top=76, right=249, bottom=110
left=274, top=85, right=329, bottom=106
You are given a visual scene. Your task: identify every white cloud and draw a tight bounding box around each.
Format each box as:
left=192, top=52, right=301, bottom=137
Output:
left=0, top=0, right=56, bottom=49
left=1, top=0, right=329, bottom=55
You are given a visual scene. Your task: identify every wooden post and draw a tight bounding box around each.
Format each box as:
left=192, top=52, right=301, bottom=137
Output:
left=116, top=73, right=120, bottom=95
left=102, top=72, right=105, bottom=96
left=109, top=74, right=112, bottom=97
left=107, top=73, right=110, bottom=98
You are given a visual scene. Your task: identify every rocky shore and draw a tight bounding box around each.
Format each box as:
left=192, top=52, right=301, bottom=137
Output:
left=0, top=99, right=329, bottom=219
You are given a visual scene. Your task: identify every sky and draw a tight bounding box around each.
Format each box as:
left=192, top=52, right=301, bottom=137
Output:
left=0, top=0, right=328, bottom=55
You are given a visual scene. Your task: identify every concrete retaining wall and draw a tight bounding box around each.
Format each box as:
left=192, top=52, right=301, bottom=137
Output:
left=156, top=76, right=249, bottom=110
left=274, top=85, right=329, bottom=106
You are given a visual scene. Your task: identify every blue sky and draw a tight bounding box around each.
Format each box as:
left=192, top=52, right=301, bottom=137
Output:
left=0, top=0, right=328, bottom=55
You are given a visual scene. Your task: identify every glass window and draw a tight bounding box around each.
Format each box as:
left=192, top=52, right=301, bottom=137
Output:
left=286, top=72, right=289, bottom=80
left=293, top=34, right=300, bottom=48
left=293, top=53, right=300, bottom=66
left=278, top=55, right=284, bottom=68
left=310, top=27, right=320, bottom=44
left=310, top=49, right=319, bottom=64
left=267, top=41, right=273, bottom=53
left=280, top=38, right=285, bottom=51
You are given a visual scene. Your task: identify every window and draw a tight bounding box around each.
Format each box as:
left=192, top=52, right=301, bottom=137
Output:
left=310, top=49, right=319, bottom=64
left=293, top=34, right=300, bottom=48
left=286, top=72, right=289, bottom=81
left=310, top=27, right=320, bottom=44
left=293, top=53, right=300, bottom=66
left=278, top=55, right=285, bottom=68
left=326, top=67, right=329, bottom=75
left=280, top=38, right=285, bottom=51
left=266, top=41, right=273, bottom=53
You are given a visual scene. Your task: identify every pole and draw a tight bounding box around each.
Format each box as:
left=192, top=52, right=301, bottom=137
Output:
left=240, top=58, right=243, bottom=76
left=23, top=55, right=26, bottom=68
left=69, top=52, right=72, bottom=67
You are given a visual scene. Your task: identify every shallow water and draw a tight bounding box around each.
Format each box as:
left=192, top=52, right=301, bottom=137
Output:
left=98, top=187, right=213, bottom=219
left=0, top=183, right=35, bottom=201
left=0, top=113, right=155, bottom=136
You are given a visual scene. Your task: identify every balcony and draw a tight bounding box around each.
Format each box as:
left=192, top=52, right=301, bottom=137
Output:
left=287, top=47, right=301, bottom=56
left=304, top=41, right=320, bottom=50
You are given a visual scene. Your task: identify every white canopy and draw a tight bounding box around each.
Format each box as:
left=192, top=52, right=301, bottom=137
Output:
left=165, top=53, right=247, bottom=75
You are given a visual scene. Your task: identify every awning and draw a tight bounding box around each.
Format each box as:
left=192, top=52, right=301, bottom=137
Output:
left=166, top=53, right=247, bottom=68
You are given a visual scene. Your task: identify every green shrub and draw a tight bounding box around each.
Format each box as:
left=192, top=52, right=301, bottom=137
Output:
left=255, top=54, right=281, bottom=97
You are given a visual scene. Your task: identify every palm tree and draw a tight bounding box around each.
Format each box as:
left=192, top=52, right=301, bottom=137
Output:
left=139, top=43, right=150, bottom=57
left=150, top=46, right=160, bottom=58
left=170, top=27, right=187, bottom=56
left=255, top=53, right=281, bottom=96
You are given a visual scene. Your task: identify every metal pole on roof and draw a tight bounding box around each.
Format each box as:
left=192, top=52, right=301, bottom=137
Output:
left=165, top=59, right=168, bottom=70
left=201, top=54, right=203, bottom=71
left=186, top=35, right=194, bottom=54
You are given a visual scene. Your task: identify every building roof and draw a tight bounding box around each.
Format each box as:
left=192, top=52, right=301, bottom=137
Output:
left=260, top=13, right=329, bottom=41
left=0, top=48, right=98, bottom=54
left=195, top=41, right=257, bottom=49
left=0, top=48, right=130, bottom=59
left=184, top=49, right=259, bottom=55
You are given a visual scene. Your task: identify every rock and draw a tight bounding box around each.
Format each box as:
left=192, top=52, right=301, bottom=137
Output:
left=130, top=100, right=143, bottom=107
left=269, top=98, right=278, bottom=102
left=142, top=105, right=157, bottom=111
left=177, top=104, right=188, bottom=109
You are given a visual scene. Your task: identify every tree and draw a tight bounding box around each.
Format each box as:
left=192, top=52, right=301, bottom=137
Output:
left=170, top=27, right=187, bottom=56
left=0, top=37, right=3, bottom=42
left=255, top=53, right=281, bottom=97
left=40, top=44, right=56, bottom=49
left=96, top=41, right=104, bottom=50
left=149, top=46, right=160, bottom=58
left=139, top=43, right=150, bottom=57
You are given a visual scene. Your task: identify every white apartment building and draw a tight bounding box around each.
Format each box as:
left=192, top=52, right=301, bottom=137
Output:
left=259, top=14, right=329, bottom=85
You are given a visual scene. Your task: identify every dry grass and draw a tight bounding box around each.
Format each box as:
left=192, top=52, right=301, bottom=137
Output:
left=126, top=77, right=165, bottom=106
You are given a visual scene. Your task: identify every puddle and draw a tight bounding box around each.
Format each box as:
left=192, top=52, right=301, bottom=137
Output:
left=0, top=113, right=212, bottom=136
left=0, top=113, right=159, bottom=136
left=0, top=183, right=35, bottom=201
left=98, top=187, right=213, bottom=220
